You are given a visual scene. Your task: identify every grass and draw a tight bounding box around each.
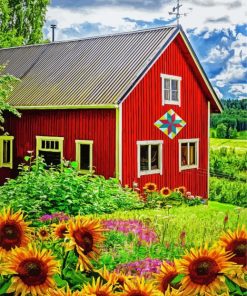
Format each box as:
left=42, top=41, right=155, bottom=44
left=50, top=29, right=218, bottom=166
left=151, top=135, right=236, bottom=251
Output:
left=210, top=137, right=247, bottom=153
left=95, top=201, right=247, bottom=250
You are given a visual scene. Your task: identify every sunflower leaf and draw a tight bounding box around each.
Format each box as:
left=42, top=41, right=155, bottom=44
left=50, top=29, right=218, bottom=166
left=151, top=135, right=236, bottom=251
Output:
left=0, top=279, right=11, bottom=295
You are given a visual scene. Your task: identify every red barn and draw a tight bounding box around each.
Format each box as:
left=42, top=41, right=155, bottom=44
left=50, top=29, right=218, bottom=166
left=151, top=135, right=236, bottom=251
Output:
left=0, top=25, right=222, bottom=198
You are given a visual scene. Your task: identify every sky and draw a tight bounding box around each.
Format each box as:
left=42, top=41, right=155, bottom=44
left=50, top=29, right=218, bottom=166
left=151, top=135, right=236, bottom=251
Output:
left=44, top=0, right=247, bottom=101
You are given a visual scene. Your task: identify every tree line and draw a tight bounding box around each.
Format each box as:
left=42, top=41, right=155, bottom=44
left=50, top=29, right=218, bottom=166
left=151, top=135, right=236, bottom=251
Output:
left=211, top=99, right=247, bottom=139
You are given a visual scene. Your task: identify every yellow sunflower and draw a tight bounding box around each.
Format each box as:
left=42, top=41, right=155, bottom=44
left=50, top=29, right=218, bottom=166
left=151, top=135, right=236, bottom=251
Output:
left=175, top=245, right=243, bottom=296
left=98, top=266, right=130, bottom=287
left=66, top=216, right=105, bottom=271
left=53, top=221, right=68, bottom=239
left=160, top=187, right=171, bottom=197
left=177, top=187, right=186, bottom=195
left=5, top=244, right=59, bottom=296
left=48, top=286, right=82, bottom=296
left=121, top=277, right=160, bottom=296
left=155, top=261, right=179, bottom=294
left=143, top=182, right=157, bottom=193
left=37, top=227, right=50, bottom=241
left=82, top=277, right=114, bottom=295
left=219, top=225, right=247, bottom=269
left=0, top=207, right=31, bottom=257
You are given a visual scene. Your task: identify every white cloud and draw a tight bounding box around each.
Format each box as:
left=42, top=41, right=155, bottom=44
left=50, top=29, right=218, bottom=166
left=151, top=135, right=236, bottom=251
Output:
left=203, top=45, right=230, bottom=63
left=229, top=84, right=247, bottom=97
left=214, top=86, right=223, bottom=99
left=45, top=0, right=247, bottom=40
left=212, top=32, right=247, bottom=87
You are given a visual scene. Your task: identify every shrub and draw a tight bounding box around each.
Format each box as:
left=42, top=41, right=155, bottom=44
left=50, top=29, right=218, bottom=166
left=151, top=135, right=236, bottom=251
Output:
left=216, top=123, right=227, bottom=138
left=0, top=157, right=144, bottom=221
left=210, top=177, right=247, bottom=207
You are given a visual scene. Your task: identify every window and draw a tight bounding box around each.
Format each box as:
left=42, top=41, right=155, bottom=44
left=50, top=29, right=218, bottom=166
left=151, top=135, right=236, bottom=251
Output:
left=179, top=139, right=199, bottom=171
left=36, top=136, right=64, bottom=166
left=161, top=74, right=181, bottom=106
left=0, top=136, right=14, bottom=169
left=137, top=140, right=163, bottom=177
left=75, top=140, right=93, bottom=173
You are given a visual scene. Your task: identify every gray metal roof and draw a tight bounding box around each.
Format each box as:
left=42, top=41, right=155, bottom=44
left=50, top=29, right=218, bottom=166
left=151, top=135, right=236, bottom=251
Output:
left=0, top=26, right=178, bottom=107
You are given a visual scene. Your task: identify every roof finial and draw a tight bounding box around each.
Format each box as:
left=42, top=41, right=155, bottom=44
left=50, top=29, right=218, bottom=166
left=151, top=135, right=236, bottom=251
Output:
left=168, top=0, right=190, bottom=26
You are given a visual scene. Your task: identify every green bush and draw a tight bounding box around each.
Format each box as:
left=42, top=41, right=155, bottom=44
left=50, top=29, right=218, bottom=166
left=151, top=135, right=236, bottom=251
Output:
left=210, top=177, right=247, bottom=207
left=210, top=148, right=247, bottom=181
left=216, top=123, right=227, bottom=138
left=0, top=158, right=144, bottom=221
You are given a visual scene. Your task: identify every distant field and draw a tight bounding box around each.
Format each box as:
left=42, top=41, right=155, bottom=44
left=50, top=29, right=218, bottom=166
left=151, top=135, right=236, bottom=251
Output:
left=210, top=137, right=247, bottom=153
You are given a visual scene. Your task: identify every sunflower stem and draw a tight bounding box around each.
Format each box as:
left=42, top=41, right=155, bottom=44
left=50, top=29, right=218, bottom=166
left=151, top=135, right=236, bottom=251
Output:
left=61, top=251, right=69, bottom=279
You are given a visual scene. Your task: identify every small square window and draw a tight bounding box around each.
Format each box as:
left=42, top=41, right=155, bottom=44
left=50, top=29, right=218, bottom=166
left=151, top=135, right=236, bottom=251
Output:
left=179, top=139, right=199, bottom=171
left=161, top=74, right=181, bottom=106
left=137, top=141, right=163, bottom=177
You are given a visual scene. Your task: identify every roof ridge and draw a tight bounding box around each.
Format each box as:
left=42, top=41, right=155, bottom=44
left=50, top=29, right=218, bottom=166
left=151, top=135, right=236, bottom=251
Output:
left=0, top=25, right=178, bottom=51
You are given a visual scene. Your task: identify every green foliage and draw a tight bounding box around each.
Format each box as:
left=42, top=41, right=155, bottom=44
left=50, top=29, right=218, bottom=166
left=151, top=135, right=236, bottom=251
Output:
left=210, top=177, right=247, bottom=207
left=210, top=148, right=247, bottom=181
left=216, top=123, right=227, bottom=138
left=0, top=64, right=21, bottom=132
left=211, top=99, right=247, bottom=137
left=228, top=127, right=238, bottom=139
left=0, top=157, right=144, bottom=220
left=0, top=0, right=50, bottom=48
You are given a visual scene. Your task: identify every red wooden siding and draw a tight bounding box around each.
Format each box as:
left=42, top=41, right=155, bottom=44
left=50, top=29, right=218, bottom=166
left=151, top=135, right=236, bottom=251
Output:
left=121, top=34, right=209, bottom=198
left=0, top=109, right=116, bottom=183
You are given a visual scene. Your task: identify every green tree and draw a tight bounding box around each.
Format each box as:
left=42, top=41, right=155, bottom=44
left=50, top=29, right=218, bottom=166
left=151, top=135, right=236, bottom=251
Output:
left=0, top=0, right=50, bottom=48
left=216, top=123, right=227, bottom=138
left=228, top=127, right=238, bottom=139
left=0, top=64, right=21, bottom=132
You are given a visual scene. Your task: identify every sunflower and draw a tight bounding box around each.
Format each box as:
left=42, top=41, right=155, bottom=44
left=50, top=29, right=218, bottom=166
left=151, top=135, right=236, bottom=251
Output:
left=155, top=261, right=179, bottom=294
left=143, top=182, right=157, bottom=193
left=98, top=266, right=129, bottom=287
left=121, top=277, right=160, bottom=296
left=175, top=245, right=243, bottom=296
left=66, top=216, right=105, bottom=271
left=177, top=187, right=186, bottom=195
left=219, top=225, right=247, bottom=269
left=37, top=227, right=50, bottom=241
left=82, top=277, right=114, bottom=296
left=0, top=207, right=31, bottom=257
left=48, top=286, right=82, bottom=296
left=5, top=244, right=59, bottom=296
left=160, top=187, right=171, bottom=197
left=53, top=221, right=68, bottom=239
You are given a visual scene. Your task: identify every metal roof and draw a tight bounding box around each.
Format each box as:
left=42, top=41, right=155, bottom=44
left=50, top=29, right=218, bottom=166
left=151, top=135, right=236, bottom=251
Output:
left=0, top=26, right=178, bottom=107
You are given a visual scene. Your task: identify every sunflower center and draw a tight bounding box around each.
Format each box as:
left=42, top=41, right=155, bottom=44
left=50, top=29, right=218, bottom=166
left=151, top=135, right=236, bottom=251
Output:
left=40, top=230, right=47, bottom=236
left=57, top=226, right=67, bottom=238
left=0, top=222, right=22, bottom=251
left=18, top=258, right=48, bottom=286
left=189, top=257, right=220, bottom=285
left=233, top=239, right=247, bottom=257
left=74, top=230, right=94, bottom=254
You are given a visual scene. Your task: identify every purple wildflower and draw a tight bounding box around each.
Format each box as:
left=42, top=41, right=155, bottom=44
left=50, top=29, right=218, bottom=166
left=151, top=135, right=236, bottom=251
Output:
left=103, top=219, right=158, bottom=244
left=115, top=258, right=162, bottom=279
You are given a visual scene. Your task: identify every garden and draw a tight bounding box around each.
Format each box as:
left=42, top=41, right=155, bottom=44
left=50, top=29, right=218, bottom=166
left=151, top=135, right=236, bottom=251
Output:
left=0, top=159, right=246, bottom=296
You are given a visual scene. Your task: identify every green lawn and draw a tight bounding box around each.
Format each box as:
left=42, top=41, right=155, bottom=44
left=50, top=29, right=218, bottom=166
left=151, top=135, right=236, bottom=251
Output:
left=97, top=201, right=246, bottom=248
left=210, top=137, right=247, bottom=153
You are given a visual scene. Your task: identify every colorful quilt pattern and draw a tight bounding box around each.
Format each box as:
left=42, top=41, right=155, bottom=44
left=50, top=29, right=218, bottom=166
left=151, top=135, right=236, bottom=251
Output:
left=154, top=109, right=186, bottom=139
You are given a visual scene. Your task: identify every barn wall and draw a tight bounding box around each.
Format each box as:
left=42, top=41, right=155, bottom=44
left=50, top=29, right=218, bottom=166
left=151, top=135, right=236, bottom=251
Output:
left=0, top=109, right=116, bottom=184
left=121, top=35, right=209, bottom=198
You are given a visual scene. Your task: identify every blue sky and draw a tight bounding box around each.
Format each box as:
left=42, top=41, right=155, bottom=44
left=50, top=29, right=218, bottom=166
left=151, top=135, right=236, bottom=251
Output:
left=45, top=0, right=247, bottom=100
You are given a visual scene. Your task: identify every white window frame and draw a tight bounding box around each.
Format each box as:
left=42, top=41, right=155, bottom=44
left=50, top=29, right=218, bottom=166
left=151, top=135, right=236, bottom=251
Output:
left=75, top=140, right=93, bottom=174
left=36, top=136, right=64, bottom=164
left=161, top=74, right=182, bottom=106
left=179, top=138, right=199, bottom=172
left=137, top=140, right=163, bottom=178
left=0, top=136, right=14, bottom=169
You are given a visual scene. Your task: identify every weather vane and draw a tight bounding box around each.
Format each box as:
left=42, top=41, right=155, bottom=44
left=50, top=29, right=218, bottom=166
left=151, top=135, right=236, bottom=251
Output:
left=168, top=0, right=191, bottom=26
